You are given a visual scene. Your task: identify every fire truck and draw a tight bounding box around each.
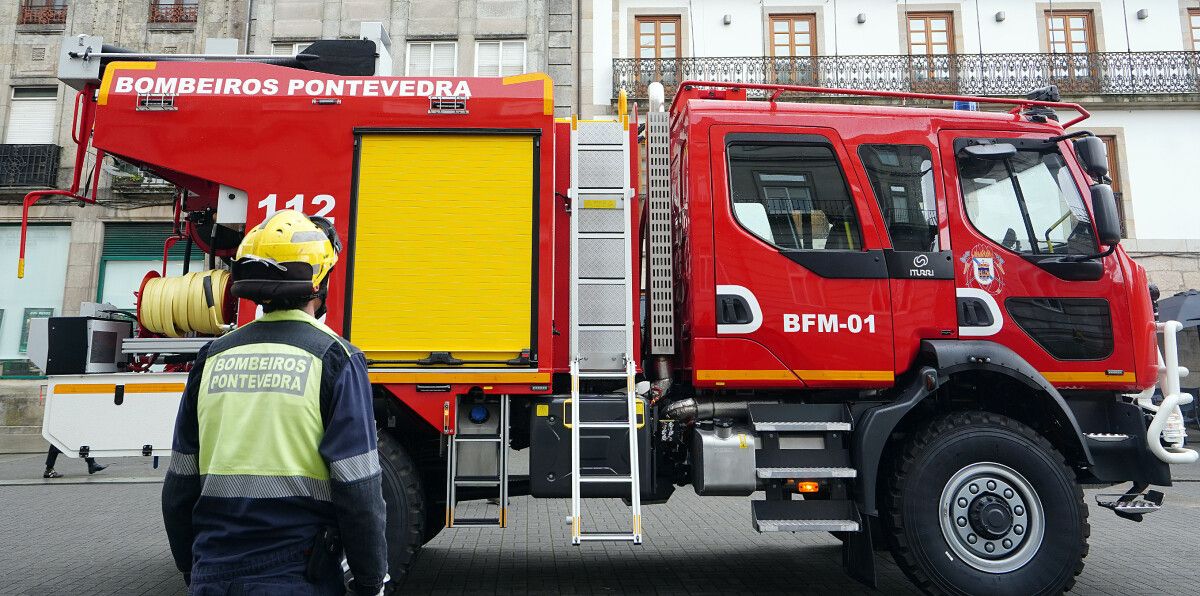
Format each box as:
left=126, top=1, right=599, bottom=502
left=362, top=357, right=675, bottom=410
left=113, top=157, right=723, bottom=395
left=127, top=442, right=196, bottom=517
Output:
left=21, top=26, right=1197, bottom=594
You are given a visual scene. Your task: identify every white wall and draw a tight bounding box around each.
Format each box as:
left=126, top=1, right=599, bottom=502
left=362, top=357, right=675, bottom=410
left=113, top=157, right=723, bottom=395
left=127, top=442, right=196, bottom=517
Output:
left=594, top=0, right=1196, bottom=104
left=1076, top=109, right=1200, bottom=241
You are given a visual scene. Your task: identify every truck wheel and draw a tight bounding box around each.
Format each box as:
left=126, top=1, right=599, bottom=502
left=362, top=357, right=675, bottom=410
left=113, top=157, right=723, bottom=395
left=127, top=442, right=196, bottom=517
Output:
left=378, top=431, right=427, bottom=587
left=884, top=411, right=1088, bottom=595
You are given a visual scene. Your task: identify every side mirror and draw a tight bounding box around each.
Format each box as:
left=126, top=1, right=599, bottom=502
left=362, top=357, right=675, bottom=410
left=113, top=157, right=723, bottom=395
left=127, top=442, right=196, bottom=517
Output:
left=1073, top=136, right=1109, bottom=179
left=962, top=143, right=1017, bottom=161
left=1090, top=184, right=1122, bottom=246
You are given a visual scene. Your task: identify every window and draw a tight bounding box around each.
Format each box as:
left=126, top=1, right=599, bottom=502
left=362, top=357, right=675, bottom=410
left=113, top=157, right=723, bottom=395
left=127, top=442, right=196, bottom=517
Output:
left=149, top=0, right=198, bottom=24
left=636, top=16, right=681, bottom=59
left=728, top=142, right=862, bottom=251
left=272, top=41, right=313, bottom=56
left=859, top=145, right=939, bottom=252
left=99, top=224, right=203, bottom=312
left=957, top=141, right=1096, bottom=255
left=0, top=224, right=70, bottom=375
left=5, top=87, right=58, bottom=145
left=407, top=42, right=457, bottom=76
left=18, top=1, right=68, bottom=25
left=769, top=14, right=817, bottom=57
left=907, top=12, right=954, bottom=55
left=1097, top=135, right=1126, bottom=237
left=768, top=14, right=818, bottom=85
left=1189, top=9, right=1200, bottom=50
left=1046, top=10, right=1095, bottom=54
left=475, top=40, right=526, bottom=77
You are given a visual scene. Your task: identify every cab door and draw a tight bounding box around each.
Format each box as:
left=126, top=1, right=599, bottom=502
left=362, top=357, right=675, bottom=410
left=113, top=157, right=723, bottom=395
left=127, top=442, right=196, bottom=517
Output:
left=705, top=126, right=894, bottom=388
left=940, top=130, right=1136, bottom=387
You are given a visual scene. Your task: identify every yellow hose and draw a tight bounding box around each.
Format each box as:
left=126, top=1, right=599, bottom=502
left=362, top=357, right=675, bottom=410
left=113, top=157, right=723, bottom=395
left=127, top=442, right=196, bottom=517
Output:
left=139, top=270, right=232, bottom=337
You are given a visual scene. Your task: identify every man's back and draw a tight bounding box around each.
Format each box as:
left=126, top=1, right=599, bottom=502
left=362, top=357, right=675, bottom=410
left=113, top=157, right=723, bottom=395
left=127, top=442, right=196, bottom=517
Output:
left=163, top=309, right=387, bottom=593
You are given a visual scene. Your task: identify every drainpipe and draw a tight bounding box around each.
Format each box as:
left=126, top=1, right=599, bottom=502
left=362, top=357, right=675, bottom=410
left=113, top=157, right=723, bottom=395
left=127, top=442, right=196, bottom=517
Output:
left=243, top=0, right=255, bottom=53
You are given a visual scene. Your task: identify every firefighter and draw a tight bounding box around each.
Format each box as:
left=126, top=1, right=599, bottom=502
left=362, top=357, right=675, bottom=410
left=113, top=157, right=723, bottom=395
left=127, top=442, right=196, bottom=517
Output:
left=161, top=210, right=387, bottom=595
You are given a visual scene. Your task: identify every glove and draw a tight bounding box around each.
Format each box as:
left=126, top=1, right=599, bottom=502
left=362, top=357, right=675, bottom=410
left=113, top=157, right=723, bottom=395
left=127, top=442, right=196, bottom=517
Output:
left=346, top=579, right=385, bottom=596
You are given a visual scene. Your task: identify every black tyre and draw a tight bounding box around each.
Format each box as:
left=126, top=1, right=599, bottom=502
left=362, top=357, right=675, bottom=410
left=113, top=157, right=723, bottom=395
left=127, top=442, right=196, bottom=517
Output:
left=378, top=431, right=427, bottom=587
left=884, top=411, right=1089, bottom=595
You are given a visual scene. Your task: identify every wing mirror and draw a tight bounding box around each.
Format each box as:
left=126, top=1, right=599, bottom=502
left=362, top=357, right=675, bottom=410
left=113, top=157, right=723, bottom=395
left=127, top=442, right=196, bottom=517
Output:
left=961, top=143, right=1017, bottom=160
left=1073, top=136, right=1109, bottom=179
left=1090, top=183, right=1122, bottom=246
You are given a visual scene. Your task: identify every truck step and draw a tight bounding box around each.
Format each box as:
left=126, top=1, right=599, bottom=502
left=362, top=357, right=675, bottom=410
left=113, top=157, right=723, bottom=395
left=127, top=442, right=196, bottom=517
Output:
left=751, top=499, right=861, bottom=533
left=755, top=449, right=856, bottom=479
left=748, top=403, right=852, bottom=432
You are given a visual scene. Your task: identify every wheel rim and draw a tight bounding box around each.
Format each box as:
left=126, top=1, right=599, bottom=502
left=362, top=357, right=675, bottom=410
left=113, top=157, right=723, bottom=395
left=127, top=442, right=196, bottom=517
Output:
left=938, top=462, right=1045, bottom=573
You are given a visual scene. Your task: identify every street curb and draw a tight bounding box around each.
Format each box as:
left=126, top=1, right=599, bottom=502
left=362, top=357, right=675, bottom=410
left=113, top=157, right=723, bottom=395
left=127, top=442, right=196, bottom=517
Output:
left=0, top=478, right=164, bottom=486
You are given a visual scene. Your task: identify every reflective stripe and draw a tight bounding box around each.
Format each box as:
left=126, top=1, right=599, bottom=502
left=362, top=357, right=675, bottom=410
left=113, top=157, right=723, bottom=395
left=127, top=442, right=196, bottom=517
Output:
left=201, top=474, right=332, bottom=502
left=329, top=450, right=381, bottom=483
left=168, top=452, right=199, bottom=476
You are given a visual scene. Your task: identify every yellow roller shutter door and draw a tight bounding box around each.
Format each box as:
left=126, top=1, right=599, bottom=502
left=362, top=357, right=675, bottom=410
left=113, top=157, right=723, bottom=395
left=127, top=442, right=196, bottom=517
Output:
left=352, top=134, right=534, bottom=365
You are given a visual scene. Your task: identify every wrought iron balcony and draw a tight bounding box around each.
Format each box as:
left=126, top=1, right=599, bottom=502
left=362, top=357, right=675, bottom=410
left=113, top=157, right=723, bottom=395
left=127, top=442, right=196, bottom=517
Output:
left=613, top=52, right=1200, bottom=100
left=18, top=1, right=68, bottom=25
left=0, top=144, right=61, bottom=188
left=150, top=2, right=199, bottom=24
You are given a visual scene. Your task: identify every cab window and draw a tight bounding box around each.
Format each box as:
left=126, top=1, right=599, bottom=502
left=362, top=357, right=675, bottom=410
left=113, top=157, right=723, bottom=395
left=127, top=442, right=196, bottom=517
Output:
left=859, top=144, right=939, bottom=251
left=728, top=142, right=863, bottom=251
left=957, top=141, right=1096, bottom=255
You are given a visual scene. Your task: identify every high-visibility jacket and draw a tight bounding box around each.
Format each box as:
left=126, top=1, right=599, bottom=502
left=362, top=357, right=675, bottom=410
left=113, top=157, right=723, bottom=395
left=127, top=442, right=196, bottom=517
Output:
left=162, top=309, right=387, bottom=590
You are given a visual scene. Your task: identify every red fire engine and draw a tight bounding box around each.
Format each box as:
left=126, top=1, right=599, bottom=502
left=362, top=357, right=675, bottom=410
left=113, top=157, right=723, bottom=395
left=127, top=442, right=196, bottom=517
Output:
left=21, top=28, right=1197, bottom=595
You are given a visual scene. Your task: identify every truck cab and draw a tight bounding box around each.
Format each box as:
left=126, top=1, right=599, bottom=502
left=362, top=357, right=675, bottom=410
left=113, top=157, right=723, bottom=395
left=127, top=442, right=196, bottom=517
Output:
left=670, top=90, right=1155, bottom=395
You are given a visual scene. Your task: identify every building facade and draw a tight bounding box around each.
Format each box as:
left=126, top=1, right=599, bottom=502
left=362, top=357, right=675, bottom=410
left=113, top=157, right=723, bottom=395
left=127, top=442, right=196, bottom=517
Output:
left=0, top=0, right=577, bottom=450
left=584, top=0, right=1200, bottom=294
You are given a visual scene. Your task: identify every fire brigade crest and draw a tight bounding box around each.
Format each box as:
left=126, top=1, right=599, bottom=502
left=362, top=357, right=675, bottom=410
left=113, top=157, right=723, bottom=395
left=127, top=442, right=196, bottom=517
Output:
left=960, top=245, right=1006, bottom=294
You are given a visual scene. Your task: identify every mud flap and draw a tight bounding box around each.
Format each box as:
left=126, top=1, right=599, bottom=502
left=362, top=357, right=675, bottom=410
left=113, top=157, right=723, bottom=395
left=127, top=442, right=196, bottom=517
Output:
left=843, top=514, right=877, bottom=588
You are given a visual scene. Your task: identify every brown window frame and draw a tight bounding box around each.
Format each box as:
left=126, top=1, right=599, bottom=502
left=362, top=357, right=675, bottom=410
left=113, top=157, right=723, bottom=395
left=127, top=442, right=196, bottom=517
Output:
left=1097, top=135, right=1128, bottom=237
left=635, top=15, right=682, bottom=60
left=1188, top=8, right=1200, bottom=50
left=906, top=11, right=956, bottom=56
left=1045, top=10, right=1096, bottom=54
left=768, top=14, right=818, bottom=58
left=767, top=14, right=818, bottom=86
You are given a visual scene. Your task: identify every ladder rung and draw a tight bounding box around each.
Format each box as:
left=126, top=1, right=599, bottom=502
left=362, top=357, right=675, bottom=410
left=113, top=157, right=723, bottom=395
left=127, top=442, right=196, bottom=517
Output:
left=454, top=436, right=503, bottom=443
left=454, top=479, right=501, bottom=487
left=577, top=533, right=640, bottom=542
left=579, top=475, right=632, bottom=484
left=578, top=371, right=630, bottom=379
left=452, top=518, right=503, bottom=527
left=577, top=420, right=632, bottom=429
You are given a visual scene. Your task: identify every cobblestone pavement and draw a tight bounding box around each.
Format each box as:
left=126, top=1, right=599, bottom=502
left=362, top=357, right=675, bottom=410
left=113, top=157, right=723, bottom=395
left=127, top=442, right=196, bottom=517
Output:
left=1, top=452, right=1198, bottom=595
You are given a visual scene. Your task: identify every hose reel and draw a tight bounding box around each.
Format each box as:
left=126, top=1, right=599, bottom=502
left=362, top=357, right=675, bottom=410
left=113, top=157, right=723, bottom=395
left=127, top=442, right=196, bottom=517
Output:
left=137, top=269, right=234, bottom=337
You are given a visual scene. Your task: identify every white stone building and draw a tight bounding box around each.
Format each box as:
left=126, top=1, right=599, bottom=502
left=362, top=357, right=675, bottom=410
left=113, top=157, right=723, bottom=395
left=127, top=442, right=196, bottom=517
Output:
left=583, top=0, right=1200, bottom=292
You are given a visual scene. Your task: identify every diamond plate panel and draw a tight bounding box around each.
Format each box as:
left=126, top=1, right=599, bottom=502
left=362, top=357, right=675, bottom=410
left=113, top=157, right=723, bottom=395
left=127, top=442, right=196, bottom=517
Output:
left=577, top=120, right=625, bottom=145
left=578, top=328, right=626, bottom=369
left=578, top=149, right=625, bottom=188
left=578, top=284, right=626, bottom=325
left=578, top=238, right=625, bottom=279
left=579, top=203, right=625, bottom=233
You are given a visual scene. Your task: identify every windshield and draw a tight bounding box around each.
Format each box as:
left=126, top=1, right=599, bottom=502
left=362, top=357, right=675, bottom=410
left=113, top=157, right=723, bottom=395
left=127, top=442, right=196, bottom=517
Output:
left=958, top=143, right=1096, bottom=255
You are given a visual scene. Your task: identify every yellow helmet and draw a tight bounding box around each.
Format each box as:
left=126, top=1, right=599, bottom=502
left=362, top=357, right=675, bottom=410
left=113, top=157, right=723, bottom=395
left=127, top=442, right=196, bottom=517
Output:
left=231, top=210, right=341, bottom=303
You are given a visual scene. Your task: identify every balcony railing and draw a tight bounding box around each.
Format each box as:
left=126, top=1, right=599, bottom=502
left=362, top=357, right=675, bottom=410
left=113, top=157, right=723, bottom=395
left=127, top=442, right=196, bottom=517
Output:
left=613, top=52, right=1200, bottom=100
left=0, top=144, right=61, bottom=187
left=149, top=2, right=198, bottom=24
left=18, top=2, right=68, bottom=25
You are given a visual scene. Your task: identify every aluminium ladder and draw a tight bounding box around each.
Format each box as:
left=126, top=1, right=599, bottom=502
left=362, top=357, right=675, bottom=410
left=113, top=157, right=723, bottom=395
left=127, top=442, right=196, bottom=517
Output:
left=445, top=395, right=511, bottom=528
left=567, top=113, right=643, bottom=544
